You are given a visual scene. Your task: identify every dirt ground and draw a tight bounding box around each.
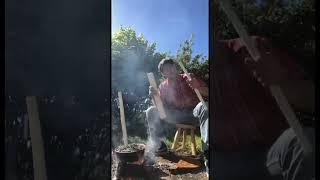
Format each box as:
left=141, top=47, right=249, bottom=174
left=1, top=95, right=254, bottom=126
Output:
left=111, top=150, right=208, bottom=180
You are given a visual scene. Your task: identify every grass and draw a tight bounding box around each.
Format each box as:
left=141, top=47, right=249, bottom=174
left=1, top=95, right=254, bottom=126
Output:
left=164, top=134, right=203, bottom=155
left=124, top=133, right=204, bottom=156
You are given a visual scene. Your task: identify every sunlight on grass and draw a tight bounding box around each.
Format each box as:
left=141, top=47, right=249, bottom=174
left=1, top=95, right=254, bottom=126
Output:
left=164, top=134, right=203, bottom=155
left=125, top=134, right=203, bottom=156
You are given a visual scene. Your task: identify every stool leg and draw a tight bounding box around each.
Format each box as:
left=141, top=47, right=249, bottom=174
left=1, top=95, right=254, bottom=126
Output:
left=182, top=130, right=186, bottom=149
left=190, top=129, right=196, bottom=156
left=171, top=128, right=182, bottom=150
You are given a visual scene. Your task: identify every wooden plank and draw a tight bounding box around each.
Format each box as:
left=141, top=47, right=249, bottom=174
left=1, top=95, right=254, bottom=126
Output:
left=270, top=86, right=313, bottom=154
left=176, top=159, right=200, bottom=169
left=118, top=91, right=128, bottom=146
left=147, top=73, right=167, bottom=119
left=26, top=96, right=47, bottom=180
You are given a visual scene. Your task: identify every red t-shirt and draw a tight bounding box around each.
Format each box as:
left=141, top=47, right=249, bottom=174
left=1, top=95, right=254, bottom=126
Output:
left=211, top=36, right=305, bottom=151
left=159, top=73, right=207, bottom=110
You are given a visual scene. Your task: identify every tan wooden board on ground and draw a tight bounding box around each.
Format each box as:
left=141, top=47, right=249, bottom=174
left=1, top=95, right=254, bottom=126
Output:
left=176, top=159, right=200, bottom=169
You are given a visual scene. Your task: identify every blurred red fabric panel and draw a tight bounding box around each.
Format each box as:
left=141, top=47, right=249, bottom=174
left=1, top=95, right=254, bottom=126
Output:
left=211, top=36, right=305, bottom=151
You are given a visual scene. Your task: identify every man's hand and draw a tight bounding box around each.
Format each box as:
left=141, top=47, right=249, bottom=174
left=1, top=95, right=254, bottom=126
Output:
left=187, top=78, right=209, bottom=97
left=238, top=38, right=314, bottom=113
left=184, top=74, right=209, bottom=97
left=184, top=73, right=202, bottom=89
left=187, top=78, right=202, bottom=89
left=149, top=86, right=159, bottom=97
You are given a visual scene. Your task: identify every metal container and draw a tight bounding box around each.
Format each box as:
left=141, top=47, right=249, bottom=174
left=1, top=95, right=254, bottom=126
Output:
left=114, top=143, right=145, bottom=164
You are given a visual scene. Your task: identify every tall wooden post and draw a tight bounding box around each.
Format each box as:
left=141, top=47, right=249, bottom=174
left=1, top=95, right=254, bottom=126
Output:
left=26, top=96, right=48, bottom=180
left=23, top=114, right=29, bottom=140
left=118, top=92, right=128, bottom=146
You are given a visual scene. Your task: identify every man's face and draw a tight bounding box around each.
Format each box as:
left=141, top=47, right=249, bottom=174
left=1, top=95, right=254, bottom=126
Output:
left=161, top=63, right=177, bottom=78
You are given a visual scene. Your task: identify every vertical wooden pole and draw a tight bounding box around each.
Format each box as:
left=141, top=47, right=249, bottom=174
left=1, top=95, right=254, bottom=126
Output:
left=26, top=96, right=48, bottom=180
left=23, top=114, right=29, bottom=140
left=118, top=92, right=128, bottom=146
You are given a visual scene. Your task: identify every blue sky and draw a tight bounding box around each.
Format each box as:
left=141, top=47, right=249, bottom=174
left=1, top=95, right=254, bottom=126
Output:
left=112, top=0, right=208, bottom=58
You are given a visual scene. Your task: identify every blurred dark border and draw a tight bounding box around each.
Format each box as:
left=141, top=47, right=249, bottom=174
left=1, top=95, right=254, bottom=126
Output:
left=5, top=0, right=111, bottom=97
left=5, top=0, right=112, bottom=179
left=208, top=0, right=214, bottom=179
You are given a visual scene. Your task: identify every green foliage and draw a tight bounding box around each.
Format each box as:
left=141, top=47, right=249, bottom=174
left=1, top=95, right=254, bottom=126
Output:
left=213, top=0, right=315, bottom=78
left=112, top=26, right=166, bottom=93
left=175, top=35, right=209, bottom=83
left=111, top=27, right=167, bottom=143
left=164, top=134, right=203, bottom=154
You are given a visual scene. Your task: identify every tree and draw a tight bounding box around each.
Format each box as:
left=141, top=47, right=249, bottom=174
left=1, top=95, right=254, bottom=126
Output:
left=212, top=0, right=315, bottom=79
left=111, top=27, right=167, bottom=143
left=112, top=26, right=167, bottom=94
left=175, top=35, right=209, bottom=83
left=111, top=27, right=209, bottom=144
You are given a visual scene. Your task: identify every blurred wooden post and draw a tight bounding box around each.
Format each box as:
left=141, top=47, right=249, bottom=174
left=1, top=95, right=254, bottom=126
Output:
left=147, top=73, right=166, bottom=119
left=26, top=96, right=48, bottom=180
left=118, top=92, right=128, bottom=146
left=182, top=130, right=187, bottom=149
left=23, top=114, right=29, bottom=140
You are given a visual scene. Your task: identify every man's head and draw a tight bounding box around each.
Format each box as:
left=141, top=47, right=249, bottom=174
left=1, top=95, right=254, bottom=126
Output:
left=158, top=58, right=178, bottom=79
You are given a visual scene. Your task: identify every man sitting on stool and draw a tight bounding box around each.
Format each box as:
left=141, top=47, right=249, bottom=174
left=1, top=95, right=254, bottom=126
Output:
left=146, top=58, right=209, bottom=172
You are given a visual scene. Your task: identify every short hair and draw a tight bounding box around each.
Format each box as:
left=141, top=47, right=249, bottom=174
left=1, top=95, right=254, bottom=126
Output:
left=158, top=58, right=176, bottom=73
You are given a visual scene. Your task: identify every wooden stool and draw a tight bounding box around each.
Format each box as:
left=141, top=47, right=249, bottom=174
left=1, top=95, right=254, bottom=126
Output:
left=171, top=123, right=197, bottom=156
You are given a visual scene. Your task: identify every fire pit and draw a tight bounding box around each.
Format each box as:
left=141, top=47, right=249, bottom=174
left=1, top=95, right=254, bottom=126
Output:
left=114, top=143, right=145, bottom=164
left=114, top=143, right=148, bottom=179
